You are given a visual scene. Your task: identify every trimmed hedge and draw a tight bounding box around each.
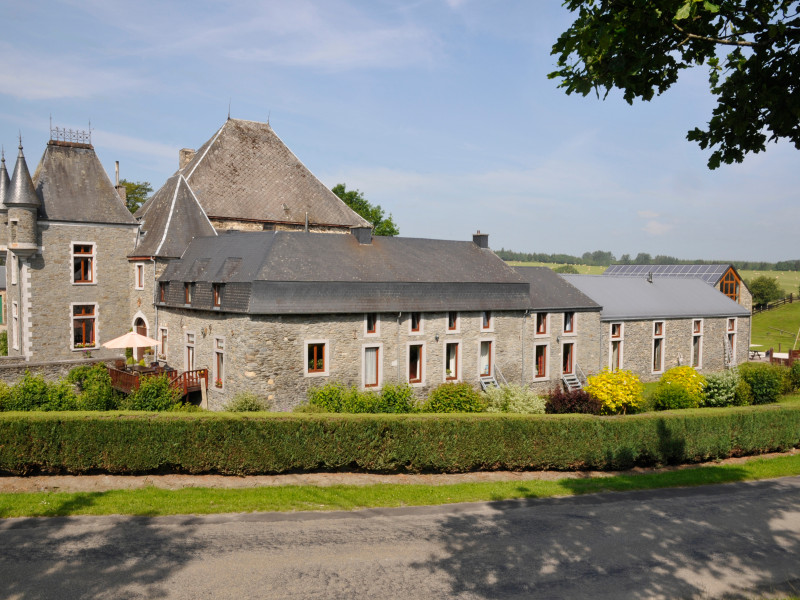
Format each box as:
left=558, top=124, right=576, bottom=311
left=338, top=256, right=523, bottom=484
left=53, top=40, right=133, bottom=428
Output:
left=0, top=406, right=799, bottom=475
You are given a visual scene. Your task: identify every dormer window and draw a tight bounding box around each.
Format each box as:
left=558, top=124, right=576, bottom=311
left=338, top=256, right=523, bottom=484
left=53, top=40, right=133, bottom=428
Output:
left=447, top=311, right=459, bottom=332
left=184, top=282, right=193, bottom=305
left=213, top=284, right=223, bottom=308
left=134, top=263, right=145, bottom=290
left=365, top=313, right=379, bottom=336
left=73, top=243, right=95, bottom=284
left=481, top=311, right=492, bottom=331
left=159, top=282, right=167, bottom=303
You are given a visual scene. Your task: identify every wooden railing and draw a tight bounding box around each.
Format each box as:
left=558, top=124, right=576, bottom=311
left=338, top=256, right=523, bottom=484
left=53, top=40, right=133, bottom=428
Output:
left=753, top=294, right=795, bottom=314
left=768, top=349, right=800, bottom=367
left=108, top=366, right=208, bottom=396
left=168, top=369, right=209, bottom=396
left=108, top=367, right=141, bottom=393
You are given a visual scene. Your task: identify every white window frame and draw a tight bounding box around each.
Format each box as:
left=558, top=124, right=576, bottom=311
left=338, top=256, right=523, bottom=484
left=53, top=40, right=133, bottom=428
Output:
left=480, top=311, right=494, bottom=332
left=304, top=339, right=330, bottom=378
left=185, top=331, right=196, bottom=372
left=609, top=322, right=624, bottom=371
left=691, top=319, right=703, bottom=369
left=134, top=262, right=145, bottom=290
left=446, top=311, right=460, bottom=334
left=533, top=342, right=549, bottom=380
left=10, top=254, right=17, bottom=285
left=406, top=341, right=426, bottom=387
left=534, top=312, right=549, bottom=337
left=11, top=301, right=18, bottom=350
left=71, top=241, right=96, bottom=285
left=70, top=302, right=99, bottom=351
left=477, top=338, right=495, bottom=378
left=444, top=339, right=462, bottom=382
left=158, top=326, right=168, bottom=360
left=364, top=313, right=380, bottom=337
left=409, top=312, right=424, bottom=335
left=214, top=336, right=226, bottom=390
left=652, top=320, right=665, bottom=374
left=361, top=342, right=383, bottom=389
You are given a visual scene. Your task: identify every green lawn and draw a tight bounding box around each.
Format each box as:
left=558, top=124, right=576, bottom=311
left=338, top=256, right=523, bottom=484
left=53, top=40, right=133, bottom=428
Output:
left=506, top=261, right=606, bottom=274
left=740, top=268, right=800, bottom=298
left=750, top=302, right=800, bottom=351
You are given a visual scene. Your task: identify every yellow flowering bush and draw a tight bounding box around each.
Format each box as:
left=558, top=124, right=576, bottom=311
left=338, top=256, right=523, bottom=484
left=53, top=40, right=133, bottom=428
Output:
left=585, top=368, right=644, bottom=415
left=658, top=366, right=706, bottom=407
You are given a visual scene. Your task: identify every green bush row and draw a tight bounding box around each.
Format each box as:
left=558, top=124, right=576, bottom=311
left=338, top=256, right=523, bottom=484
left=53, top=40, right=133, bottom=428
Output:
left=0, top=406, right=798, bottom=475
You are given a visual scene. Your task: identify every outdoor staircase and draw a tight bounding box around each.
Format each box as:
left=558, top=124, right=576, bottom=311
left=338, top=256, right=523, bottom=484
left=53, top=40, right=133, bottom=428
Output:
left=562, top=373, right=582, bottom=392
left=724, top=336, right=735, bottom=368
left=479, top=376, right=499, bottom=391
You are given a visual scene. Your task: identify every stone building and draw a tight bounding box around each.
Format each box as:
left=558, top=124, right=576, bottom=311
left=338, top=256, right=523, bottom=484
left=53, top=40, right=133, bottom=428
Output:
left=562, top=275, right=751, bottom=381
left=1, top=136, right=138, bottom=361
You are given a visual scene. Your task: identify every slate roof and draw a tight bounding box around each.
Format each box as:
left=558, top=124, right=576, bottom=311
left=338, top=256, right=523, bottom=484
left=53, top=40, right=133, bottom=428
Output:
left=132, top=175, right=216, bottom=258
left=513, top=267, right=600, bottom=311
left=561, top=275, right=750, bottom=321
left=7, top=144, right=40, bottom=208
left=159, top=231, right=531, bottom=314
left=0, top=150, right=10, bottom=211
left=144, top=118, right=369, bottom=228
left=31, top=142, right=136, bottom=225
left=604, top=264, right=732, bottom=286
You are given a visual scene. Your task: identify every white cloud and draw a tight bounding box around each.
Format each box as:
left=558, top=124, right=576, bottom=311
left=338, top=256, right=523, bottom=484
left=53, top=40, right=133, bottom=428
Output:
left=643, top=220, right=672, bottom=236
left=92, top=129, right=177, bottom=163
left=637, top=210, right=659, bottom=219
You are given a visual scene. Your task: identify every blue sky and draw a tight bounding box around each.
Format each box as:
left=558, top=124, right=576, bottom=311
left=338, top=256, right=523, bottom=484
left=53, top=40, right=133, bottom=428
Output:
left=1, top=0, right=797, bottom=262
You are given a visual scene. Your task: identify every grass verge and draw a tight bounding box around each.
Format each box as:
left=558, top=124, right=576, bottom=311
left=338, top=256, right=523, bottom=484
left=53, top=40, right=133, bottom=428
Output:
left=2, top=453, right=799, bottom=518
left=750, top=301, right=800, bottom=350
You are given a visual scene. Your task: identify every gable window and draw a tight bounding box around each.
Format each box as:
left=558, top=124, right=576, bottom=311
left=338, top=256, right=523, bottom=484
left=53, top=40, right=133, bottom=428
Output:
left=408, top=343, right=424, bottom=384
left=410, top=312, right=422, bottom=334
left=692, top=319, right=703, bottom=368
left=134, top=263, right=145, bottom=290
left=305, top=341, right=328, bottom=376
left=481, top=311, right=492, bottom=331
left=185, top=332, right=195, bottom=371
left=159, top=327, right=168, bottom=359
left=72, top=243, right=95, bottom=284
left=479, top=340, right=493, bottom=377
left=447, top=311, right=459, bottom=332
left=365, top=313, right=378, bottom=336
left=159, top=282, right=167, bottom=303
left=214, top=338, right=225, bottom=389
left=534, top=344, right=548, bottom=379
left=363, top=345, right=381, bottom=388
left=213, top=284, right=223, bottom=308
left=720, top=270, right=741, bottom=302
left=610, top=323, right=623, bottom=371
left=72, top=304, right=96, bottom=349
left=562, top=342, right=574, bottom=375
left=563, top=312, right=575, bottom=334
left=445, top=342, right=459, bottom=380
left=652, top=321, right=665, bottom=373
left=535, top=313, right=548, bottom=336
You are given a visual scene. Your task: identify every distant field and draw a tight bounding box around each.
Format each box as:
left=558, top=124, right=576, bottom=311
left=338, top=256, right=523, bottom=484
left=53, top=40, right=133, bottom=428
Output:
left=750, top=302, right=800, bottom=351
left=506, top=261, right=606, bottom=275
left=739, top=269, right=800, bottom=297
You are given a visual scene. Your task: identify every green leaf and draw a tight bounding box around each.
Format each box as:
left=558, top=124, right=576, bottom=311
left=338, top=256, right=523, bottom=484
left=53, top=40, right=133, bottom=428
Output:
left=675, top=2, right=692, bottom=20
left=703, top=1, right=719, bottom=13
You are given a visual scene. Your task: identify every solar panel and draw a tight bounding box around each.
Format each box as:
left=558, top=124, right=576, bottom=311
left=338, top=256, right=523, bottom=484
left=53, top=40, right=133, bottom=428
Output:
left=604, top=264, right=731, bottom=286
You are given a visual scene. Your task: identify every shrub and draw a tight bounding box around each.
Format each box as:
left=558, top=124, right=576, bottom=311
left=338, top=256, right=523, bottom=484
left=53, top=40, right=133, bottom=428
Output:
left=0, top=331, right=7, bottom=356
left=485, top=384, right=546, bottom=414
left=790, top=362, right=800, bottom=392
left=652, top=385, right=695, bottom=411
left=703, top=370, right=739, bottom=407
left=659, top=366, right=706, bottom=406
left=585, top=369, right=644, bottom=415
left=223, top=392, right=271, bottom=412
left=69, top=364, right=118, bottom=411
left=375, top=384, right=417, bottom=413
left=308, top=382, right=346, bottom=412
left=45, top=380, right=79, bottom=411
left=735, top=377, right=754, bottom=406
left=422, top=382, right=487, bottom=413
left=120, top=375, right=183, bottom=411
left=544, top=388, right=602, bottom=414
left=0, top=382, right=10, bottom=410
left=738, top=363, right=784, bottom=405
left=308, top=382, right=417, bottom=414
left=6, top=372, right=50, bottom=411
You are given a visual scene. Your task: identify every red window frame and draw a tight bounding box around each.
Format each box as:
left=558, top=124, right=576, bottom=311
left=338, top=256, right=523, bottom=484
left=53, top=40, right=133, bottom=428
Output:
left=563, top=312, right=575, bottom=334
left=536, top=313, right=547, bottom=335
left=308, top=343, right=325, bottom=373
left=611, top=323, right=621, bottom=338
left=410, top=312, right=421, bottom=332
left=184, top=283, right=192, bottom=304
left=562, top=342, right=574, bottom=375
left=159, top=282, right=167, bottom=303
left=479, top=340, right=492, bottom=376
left=482, top=311, right=492, bottom=330
left=445, top=342, right=459, bottom=380
left=73, top=244, right=94, bottom=284
left=364, top=346, right=380, bottom=388
left=72, top=305, right=96, bottom=348
left=408, top=344, right=423, bottom=383
left=535, top=345, right=547, bottom=378
left=366, top=313, right=378, bottom=334
left=213, top=284, right=222, bottom=308
left=447, top=311, right=458, bottom=331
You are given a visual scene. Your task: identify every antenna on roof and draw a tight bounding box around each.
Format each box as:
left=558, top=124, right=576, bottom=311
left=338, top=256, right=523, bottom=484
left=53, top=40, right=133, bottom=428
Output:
left=267, top=111, right=270, bottom=125
left=228, top=99, right=231, bottom=120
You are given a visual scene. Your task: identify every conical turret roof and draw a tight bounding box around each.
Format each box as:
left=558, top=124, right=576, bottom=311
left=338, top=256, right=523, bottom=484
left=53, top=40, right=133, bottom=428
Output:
left=0, top=149, right=10, bottom=212
left=7, top=142, right=40, bottom=208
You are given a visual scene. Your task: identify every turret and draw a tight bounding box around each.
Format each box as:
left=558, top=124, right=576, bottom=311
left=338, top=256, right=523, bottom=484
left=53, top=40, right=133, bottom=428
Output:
left=6, top=140, right=40, bottom=256
left=0, top=148, right=9, bottom=256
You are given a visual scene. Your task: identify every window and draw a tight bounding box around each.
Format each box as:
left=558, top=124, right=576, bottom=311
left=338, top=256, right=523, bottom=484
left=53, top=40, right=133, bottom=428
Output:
left=445, top=342, right=459, bottom=380
left=159, top=327, right=168, bottom=359
left=652, top=321, right=665, bottom=373
left=534, top=344, right=548, bottom=379
left=305, top=341, right=328, bottom=376
left=479, top=340, right=492, bottom=377
left=11, top=301, right=18, bottom=350
left=159, top=282, right=167, bottom=303
left=728, top=318, right=736, bottom=332
left=481, top=311, right=492, bottom=331
left=610, top=323, right=623, bottom=371
left=408, top=343, right=423, bottom=384
left=447, top=311, right=459, bottom=332
left=72, top=304, right=96, bottom=349
left=10, top=254, right=17, bottom=285
left=213, top=284, right=222, bottom=308
left=562, top=342, right=574, bottom=375
left=134, top=263, right=145, bottom=290
left=185, top=332, right=195, bottom=371
left=365, top=313, right=378, bottom=336
left=720, top=269, right=741, bottom=302
left=410, top=312, right=422, bottom=334
left=563, top=312, right=575, bottom=334
left=363, top=345, right=380, bottom=388
left=72, top=243, right=95, bottom=284
left=214, top=338, right=225, bottom=388
left=184, top=283, right=193, bottom=305
left=727, top=318, right=737, bottom=366
left=692, top=319, right=703, bottom=368
left=535, top=313, right=548, bottom=336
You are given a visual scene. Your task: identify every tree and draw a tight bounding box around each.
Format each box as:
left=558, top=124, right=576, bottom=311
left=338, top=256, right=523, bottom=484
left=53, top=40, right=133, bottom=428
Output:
left=331, top=183, right=399, bottom=236
left=748, top=274, right=784, bottom=306
left=550, top=1, right=800, bottom=168
left=554, top=264, right=580, bottom=274
left=119, top=179, right=153, bottom=214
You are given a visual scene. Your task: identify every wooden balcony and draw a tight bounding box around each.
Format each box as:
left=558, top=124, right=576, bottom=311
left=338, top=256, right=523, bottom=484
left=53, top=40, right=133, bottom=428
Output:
left=108, top=365, right=208, bottom=396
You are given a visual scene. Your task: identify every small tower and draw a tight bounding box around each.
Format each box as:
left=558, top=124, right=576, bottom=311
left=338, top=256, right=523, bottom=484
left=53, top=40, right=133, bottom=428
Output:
left=0, top=148, right=9, bottom=257
left=6, top=140, right=40, bottom=256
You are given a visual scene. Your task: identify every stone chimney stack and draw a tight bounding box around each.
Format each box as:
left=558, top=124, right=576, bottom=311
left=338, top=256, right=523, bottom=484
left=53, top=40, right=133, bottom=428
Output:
left=179, top=148, right=196, bottom=170
left=114, top=160, right=127, bottom=203
left=472, top=231, right=489, bottom=249
left=350, top=226, right=373, bottom=245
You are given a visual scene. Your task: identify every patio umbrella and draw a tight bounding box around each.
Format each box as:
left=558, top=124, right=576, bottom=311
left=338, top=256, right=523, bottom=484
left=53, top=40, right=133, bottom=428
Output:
left=102, top=331, right=161, bottom=349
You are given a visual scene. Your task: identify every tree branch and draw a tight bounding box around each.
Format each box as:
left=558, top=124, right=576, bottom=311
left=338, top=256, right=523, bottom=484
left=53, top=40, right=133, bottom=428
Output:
left=672, top=22, right=762, bottom=47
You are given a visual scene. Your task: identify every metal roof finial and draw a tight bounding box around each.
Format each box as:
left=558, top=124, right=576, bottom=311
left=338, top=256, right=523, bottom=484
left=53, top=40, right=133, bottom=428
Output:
left=228, top=99, right=231, bottom=121
left=18, top=132, right=23, bottom=154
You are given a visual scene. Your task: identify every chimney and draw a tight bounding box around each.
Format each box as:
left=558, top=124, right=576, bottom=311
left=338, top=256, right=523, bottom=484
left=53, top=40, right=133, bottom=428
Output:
left=350, top=226, right=373, bottom=245
left=114, top=160, right=127, bottom=202
left=472, top=230, right=489, bottom=249
left=179, top=148, right=196, bottom=169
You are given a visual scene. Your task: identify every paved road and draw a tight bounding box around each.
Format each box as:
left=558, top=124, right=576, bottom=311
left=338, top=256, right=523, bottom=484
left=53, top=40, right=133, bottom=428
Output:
left=1, top=477, right=798, bottom=599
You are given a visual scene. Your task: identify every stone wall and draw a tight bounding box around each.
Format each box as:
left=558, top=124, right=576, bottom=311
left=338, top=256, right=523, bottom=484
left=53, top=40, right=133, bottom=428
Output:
left=128, top=258, right=171, bottom=344
left=210, top=219, right=350, bottom=235
left=0, top=356, right=112, bottom=384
